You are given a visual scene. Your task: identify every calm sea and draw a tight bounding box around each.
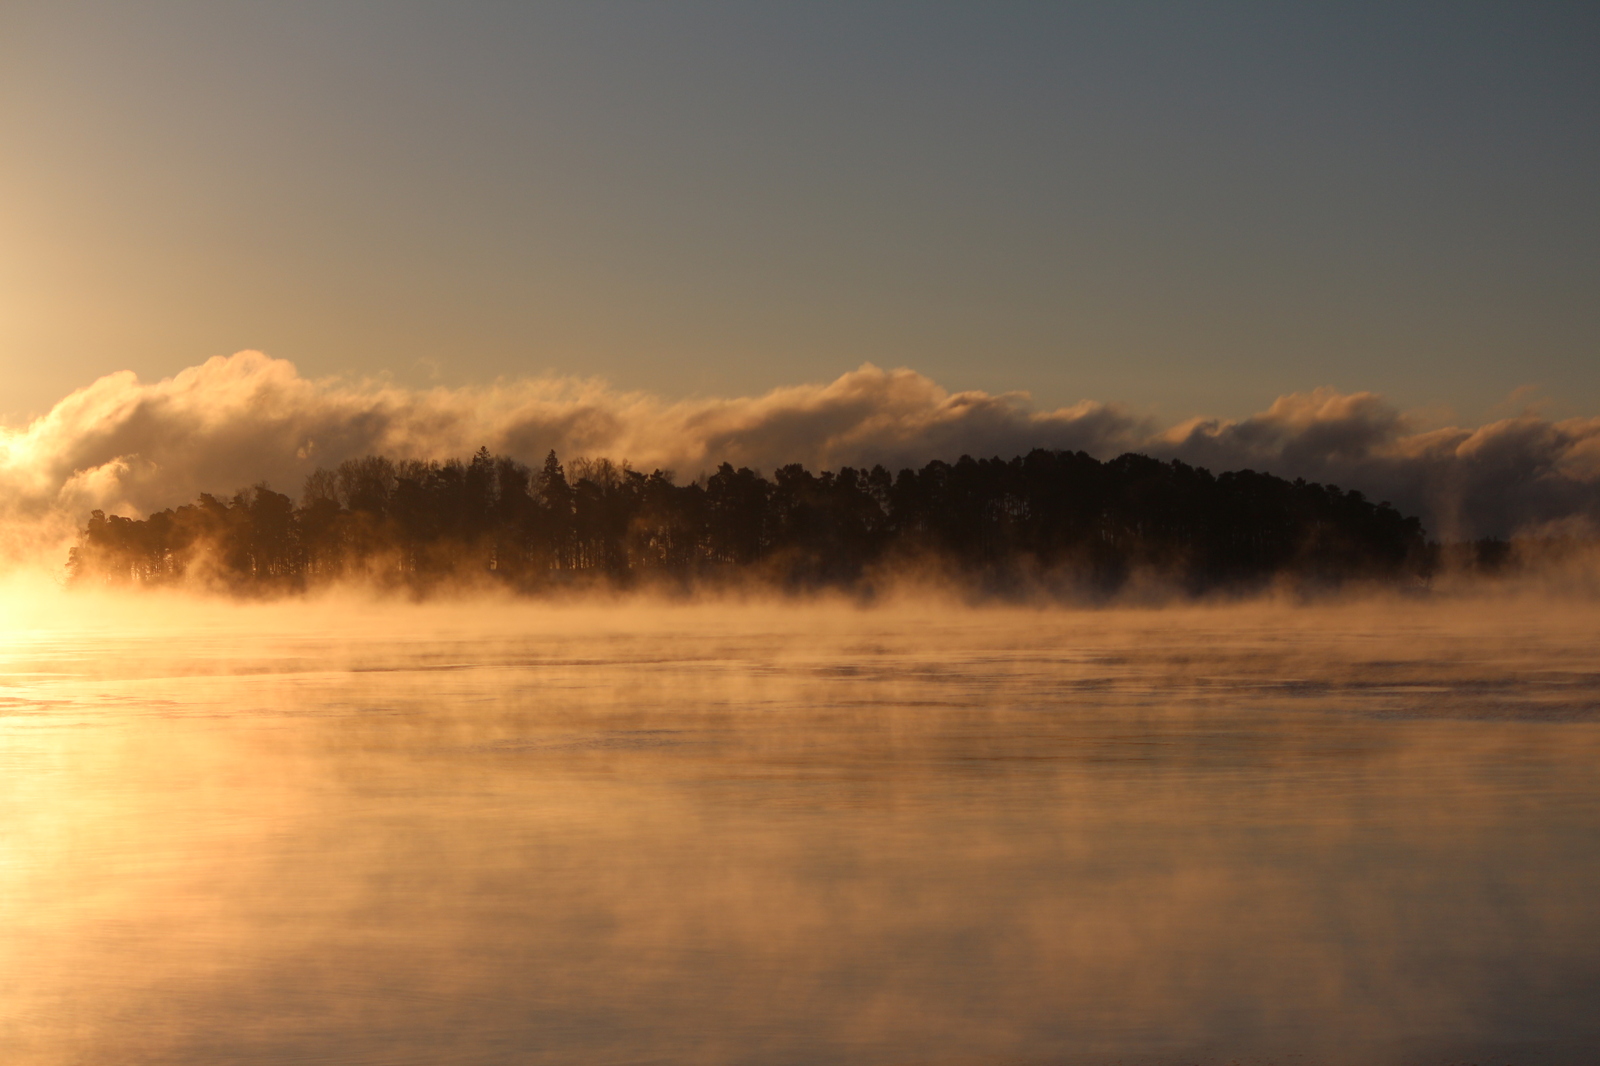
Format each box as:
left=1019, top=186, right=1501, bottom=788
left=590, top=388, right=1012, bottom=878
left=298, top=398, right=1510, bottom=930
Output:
left=3, top=595, right=1598, bottom=1064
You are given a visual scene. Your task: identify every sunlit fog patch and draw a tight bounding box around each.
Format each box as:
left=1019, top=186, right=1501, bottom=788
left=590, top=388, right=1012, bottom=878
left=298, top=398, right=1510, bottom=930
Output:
left=3, top=595, right=1600, bottom=1063
left=2, top=355, right=1599, bottom=585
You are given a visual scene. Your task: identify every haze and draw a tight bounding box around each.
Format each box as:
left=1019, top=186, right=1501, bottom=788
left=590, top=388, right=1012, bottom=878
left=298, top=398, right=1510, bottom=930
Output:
left=5, top=6, right=1600, bottom=1065
left=4, top=589, right=1600, bottom=1064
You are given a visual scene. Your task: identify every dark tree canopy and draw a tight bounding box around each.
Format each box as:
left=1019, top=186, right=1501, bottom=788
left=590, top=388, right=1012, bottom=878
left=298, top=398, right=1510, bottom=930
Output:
left=67, top=448, right=1431, bottom=596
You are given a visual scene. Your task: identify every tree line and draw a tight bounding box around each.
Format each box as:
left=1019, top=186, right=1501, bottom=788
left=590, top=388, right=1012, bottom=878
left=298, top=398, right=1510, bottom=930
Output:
left=66, top=447, right=1431, bottom=595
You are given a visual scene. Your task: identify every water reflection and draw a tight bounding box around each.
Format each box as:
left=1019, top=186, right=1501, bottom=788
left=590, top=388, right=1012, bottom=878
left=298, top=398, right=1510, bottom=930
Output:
left=2, top=598, right=1598, bottom=1064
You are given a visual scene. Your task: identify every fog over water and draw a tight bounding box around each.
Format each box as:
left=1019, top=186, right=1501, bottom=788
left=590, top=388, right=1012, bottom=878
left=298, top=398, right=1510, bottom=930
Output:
left=7, top=7, right=1598, bottom=1058
left=5, top=354, right=1600, bottom=565
left=2, top=586, right=1598, bottom=1064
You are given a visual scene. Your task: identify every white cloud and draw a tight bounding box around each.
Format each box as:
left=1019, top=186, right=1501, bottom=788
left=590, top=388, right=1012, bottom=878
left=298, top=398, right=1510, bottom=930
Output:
left=4, top=352, right=1598, bottom=567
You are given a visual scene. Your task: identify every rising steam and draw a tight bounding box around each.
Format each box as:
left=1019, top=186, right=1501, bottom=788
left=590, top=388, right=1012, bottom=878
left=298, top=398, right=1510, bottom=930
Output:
left=4, top=352, right=1599, bottom=563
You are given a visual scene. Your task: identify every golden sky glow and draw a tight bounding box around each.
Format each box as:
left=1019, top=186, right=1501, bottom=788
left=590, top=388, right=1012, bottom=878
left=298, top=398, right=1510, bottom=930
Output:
left=2, top=4, right=1597, bottom=425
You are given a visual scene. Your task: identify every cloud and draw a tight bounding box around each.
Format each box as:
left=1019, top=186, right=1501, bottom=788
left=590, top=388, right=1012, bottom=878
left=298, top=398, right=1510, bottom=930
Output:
left=1153, top=387, right=1600, bottom=541
left=4, top=353, right=1599, bottom=566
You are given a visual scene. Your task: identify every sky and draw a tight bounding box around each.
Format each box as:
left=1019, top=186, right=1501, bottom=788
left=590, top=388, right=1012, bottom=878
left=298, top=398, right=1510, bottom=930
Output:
left=3, top=1, right=1597, bottom=428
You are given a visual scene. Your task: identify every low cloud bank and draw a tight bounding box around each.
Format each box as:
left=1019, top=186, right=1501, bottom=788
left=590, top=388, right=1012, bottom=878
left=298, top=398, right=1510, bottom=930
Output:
left=4, top=352, right=1599, bottom=561
left=1152, top=390, right=1600, bottom=541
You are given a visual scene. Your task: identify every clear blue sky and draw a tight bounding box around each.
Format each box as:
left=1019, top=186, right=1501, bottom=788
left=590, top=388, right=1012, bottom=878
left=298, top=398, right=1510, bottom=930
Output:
left=2, top=2, right=1596, bottom=423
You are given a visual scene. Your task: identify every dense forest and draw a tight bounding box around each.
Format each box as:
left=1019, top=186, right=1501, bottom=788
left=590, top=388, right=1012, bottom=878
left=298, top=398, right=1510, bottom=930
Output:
left=66, top=448, right=1431, bottom=596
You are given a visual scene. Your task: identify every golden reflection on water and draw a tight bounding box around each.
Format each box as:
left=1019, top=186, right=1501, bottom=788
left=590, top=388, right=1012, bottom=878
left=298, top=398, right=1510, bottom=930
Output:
left=2, top=595, right=1599, bottom=1065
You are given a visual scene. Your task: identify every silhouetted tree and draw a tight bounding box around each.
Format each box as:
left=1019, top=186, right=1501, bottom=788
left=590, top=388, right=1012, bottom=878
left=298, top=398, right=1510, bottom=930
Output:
left=66, top=447, right=1433, bottom=596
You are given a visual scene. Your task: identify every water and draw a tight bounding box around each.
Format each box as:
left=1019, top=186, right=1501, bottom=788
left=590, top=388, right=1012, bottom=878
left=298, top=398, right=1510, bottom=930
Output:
left=2, top=595, right=1598, bottom=1065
